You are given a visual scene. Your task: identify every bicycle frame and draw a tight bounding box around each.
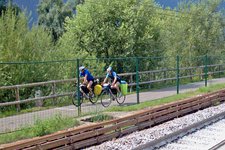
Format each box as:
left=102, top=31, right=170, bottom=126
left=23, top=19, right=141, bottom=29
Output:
left=72, top=80, right=100, bottom=107
left=100, top=84, right=126, bottom=107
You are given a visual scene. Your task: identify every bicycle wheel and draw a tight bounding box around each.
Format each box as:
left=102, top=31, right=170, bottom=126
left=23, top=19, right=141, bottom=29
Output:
left=72, top=92, right=83, bottom=107
left=89, top=93, right=99, bottom=104
left=116, top=94, right=126, bottom=105
left=100, top=90, right=112, bottom=107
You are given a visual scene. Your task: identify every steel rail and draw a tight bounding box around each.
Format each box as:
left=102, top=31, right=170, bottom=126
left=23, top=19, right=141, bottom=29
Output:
left=134, top=111, right=225, bottom=150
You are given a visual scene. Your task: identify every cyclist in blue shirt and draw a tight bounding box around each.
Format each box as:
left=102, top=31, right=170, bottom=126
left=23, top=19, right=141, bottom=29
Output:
left=79, top=66, right=94, bottom=95
left=103, top=66, right=122, bottom=96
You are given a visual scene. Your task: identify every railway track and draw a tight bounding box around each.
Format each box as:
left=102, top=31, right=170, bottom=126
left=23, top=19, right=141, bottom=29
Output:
left=134, top=111, right=225, bottom=150
left=209, top=139, right=225, bottom=150
left=1, top=89, right=225, bottom=150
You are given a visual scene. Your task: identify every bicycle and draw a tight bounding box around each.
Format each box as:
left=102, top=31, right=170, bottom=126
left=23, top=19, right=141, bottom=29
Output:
left=72, top=79, right=101, bottom=107
left=100, top=83, right=126, bottom=107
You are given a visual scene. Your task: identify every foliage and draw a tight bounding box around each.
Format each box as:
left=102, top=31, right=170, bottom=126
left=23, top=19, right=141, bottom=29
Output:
left=87, top=114, right=113, bottom=122
left=0, top=9, right=57, bottom=105
left=61, top=0, right=160, bottom=57
left=74, top=0, right=85, bottom=7
left=37, top=0, right=75, bottom=41
left=0, top=0, right=6, bottom=13
left=59, top=0, right=225, bottom=73
left=59, top=0, right=163, bottom=72
left=1, top=0, right=225, bottom=113
left=159, top=0, right=225, bottom=68
left=0, top=9, right=54, bottom=84
left=0, top=0, right=20, bottom=15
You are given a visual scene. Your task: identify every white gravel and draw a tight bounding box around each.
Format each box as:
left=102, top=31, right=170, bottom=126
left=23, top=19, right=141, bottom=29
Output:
left=158, top=119, right=225, bottom=150
left=84, top=102, right=225, bottom=150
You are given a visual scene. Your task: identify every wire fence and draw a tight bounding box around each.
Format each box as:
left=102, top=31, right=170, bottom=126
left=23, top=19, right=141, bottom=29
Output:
left=0, top=55, right=225, bottom=133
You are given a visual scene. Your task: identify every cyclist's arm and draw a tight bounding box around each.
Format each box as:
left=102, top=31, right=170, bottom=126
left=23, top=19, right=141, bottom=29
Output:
left=103, top=74, right=109, bottom=84
left=112, top=72, right=118, bottom=86
left=83, top=74, right=88, bottom=84
left=79, top=72, right=84, bottom=83
left=112, top=76, right=117, bottom=86
left=103, top=77, right=108, bottom=84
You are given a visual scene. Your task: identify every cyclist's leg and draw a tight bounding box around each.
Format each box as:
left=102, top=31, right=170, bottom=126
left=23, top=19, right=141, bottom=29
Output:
left=110, top=81, right=120, bottom=92
left=115, top=81, right=123, bottom=98
left=80, top=85, right=85, bottom=95
left=80, top=84, right=89, bottom=99
left=87, top=80, right=94, bottom=96
left=115, top=82, right=121, bottom=92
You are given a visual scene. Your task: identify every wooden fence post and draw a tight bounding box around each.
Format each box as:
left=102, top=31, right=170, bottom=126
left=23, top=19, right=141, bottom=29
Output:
left=129, top=75, right=133, bottom=93
left=15, top=87, right=20, bottom=112
left=52, top=82, right=56, bottom=105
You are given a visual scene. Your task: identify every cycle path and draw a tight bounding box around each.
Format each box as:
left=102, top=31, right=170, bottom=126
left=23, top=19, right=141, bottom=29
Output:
left=0, top=78, right=224, bottom=133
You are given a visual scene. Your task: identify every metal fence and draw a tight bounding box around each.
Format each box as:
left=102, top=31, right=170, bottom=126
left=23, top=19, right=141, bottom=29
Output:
left=0, top=55, right=225, bottom=133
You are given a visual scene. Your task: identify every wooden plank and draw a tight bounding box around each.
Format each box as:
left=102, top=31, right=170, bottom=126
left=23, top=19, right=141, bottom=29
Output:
left=0, top=92, right=74, bottom=107
left=154, top=112, right=178, bottom=124
left=152, top=104, right=173, bottom=112
left=116, top=119, right=137, bottom=129
left=201, top=102, right=211, bottom=108
left=70, top=130, right=97, bottom=143
left=53, top=145, right=73, bottom=150
left=121, top=126, right=139, bottom=136
left=95, top=119, right=139, bottom=136
left=73, top=137, right=98, bottom=150
left=166, top=112, right=180, bottom=120
left=97, top=132, right=120, bottom=144
left=23, top=146, right=38, bottom=150
left=95, top=125, right=117, bottom=135
left=39, top=137, right=70, bottom=150
left=192, top=105, right=201, bottom=111
left=137, top=113, right=152, bottom=123
left=179, top=102, right=198, bottom=110
left=179, top=107, right=193, bottom=116
left=137, top=120, right=154, bottom=130
left=153, top=107, right=178, bottom=118
left=0, top=78, right=76, bottom=90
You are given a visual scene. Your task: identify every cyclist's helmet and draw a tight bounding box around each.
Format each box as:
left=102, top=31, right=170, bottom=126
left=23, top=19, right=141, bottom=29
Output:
left=79, top=66, right=85, bottom=71
left=107, top=66, right=112, bottom=72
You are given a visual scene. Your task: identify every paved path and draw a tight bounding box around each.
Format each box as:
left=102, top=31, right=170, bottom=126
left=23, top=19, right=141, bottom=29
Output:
left=0, top=78, right=225, bottom=133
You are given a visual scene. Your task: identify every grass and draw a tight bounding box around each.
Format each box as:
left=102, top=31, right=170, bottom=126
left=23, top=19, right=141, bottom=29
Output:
left=105, top=83, right=225, bottom=112
left=1, top=82, right=225, bottom=145
left=0, top=114, right=79, bottom=145
left=88, top=114, right=114, bottom=122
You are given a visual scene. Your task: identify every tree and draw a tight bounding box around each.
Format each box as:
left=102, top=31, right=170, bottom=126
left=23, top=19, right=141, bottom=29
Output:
left=75, top=0, right=85, bottom=7
left=60, top=0, right=161, bottom=56
left=59, top=0, right=163, bottom=73
left=159, top=0, right=224, bottom=62
left=37, top=0, right=75, bottom=42
left=0, top=0, right=20, bottom=15
left=0, top=9, right=79, bottom=108
left=0, top=9, right=56, bottom=86
left=156, top=0, right=225, bottom=81
left=0, top=0, right=7, bottom=14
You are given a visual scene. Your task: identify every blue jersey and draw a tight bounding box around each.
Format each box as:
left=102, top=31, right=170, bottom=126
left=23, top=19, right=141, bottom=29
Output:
left=106, top=71, right=121, bottom=81
left=80, top=69, right=94, bottom=81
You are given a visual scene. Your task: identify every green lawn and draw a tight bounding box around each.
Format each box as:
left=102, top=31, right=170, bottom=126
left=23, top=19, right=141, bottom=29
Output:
left=0, top=114, right=79, bottom=145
